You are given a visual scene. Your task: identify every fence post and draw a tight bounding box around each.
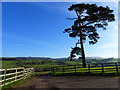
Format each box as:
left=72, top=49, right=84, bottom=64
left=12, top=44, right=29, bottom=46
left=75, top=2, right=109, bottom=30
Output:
left=51, top=67, right=53, bottom=74
left=101, top=64, right=104, bottom=74
left=15, top=68, right=17, bottom=81
left=115, top=63, right=118, bottom=74
left=23, top=68, right=26, bottom=79
left=27, top=69, right=30, bottom=76
left=22, top=68, right=24, bottom=79
left=3, top=69, right=6, bottom=85
left=25, top=69, right=27, bottom=78
left=32, top=68, right=34, bottom=76
left=33, top=68, right=35, bottom=76
left=74, top=65, right=76, bottom=74
left=63, top=66, right=65, bottom=74
left=88, top=64, right=90, bottom=73
left=29, top=69, right=31, bottom=76
left=52, top=67, right=54, bottom=75
left=27, top=69, right=29, bottom=76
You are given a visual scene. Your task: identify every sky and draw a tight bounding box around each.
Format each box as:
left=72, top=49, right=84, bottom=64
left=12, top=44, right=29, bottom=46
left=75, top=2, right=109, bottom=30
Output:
left=2, top=1, right=118, bottom=58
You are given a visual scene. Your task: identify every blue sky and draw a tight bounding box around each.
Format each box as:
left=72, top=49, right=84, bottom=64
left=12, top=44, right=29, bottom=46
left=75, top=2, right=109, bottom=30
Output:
left=2, top=2, right=118, bottom=58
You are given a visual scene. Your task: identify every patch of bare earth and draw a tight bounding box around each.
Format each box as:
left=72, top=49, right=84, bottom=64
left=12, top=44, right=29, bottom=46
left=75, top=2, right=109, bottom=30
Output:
left=13, top=76, right=119, bottom=89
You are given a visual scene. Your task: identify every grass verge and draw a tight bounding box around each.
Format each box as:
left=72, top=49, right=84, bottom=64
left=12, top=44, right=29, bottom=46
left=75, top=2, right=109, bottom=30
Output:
left=1, top=76, right=34, bottom=90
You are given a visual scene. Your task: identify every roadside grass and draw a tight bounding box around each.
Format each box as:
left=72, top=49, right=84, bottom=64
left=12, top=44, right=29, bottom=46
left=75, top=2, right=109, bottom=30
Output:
left=1, top=76, right=34, bottom=90
left=53, top=71, right=120, bottom=76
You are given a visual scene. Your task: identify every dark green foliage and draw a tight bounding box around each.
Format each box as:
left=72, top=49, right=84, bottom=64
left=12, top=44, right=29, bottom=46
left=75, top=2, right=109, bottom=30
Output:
left=64, top=3, right=115, bottom=67
left=64, top=3, right=115, bottom=45
left=70, top=47, right=82, bottom=61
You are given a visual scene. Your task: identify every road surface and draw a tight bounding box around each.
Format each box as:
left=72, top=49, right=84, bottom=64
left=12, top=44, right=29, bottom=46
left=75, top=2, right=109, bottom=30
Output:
left=13, top=76, right=119, bottom=89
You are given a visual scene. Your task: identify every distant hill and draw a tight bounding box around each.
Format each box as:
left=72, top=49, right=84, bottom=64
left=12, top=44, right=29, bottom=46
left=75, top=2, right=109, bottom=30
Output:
left=16, top=57, right=53, bottom=60
left=1, top=57, right=53, bottom=61
left=1, top=57, right=119, bottom=64
left=54, top=57, right=104, bottom=60
left=86, top=57, right=104, bottom=59
left=54, top=58, right=68, bottom=60
left=0, top=57, right=112, bottom=60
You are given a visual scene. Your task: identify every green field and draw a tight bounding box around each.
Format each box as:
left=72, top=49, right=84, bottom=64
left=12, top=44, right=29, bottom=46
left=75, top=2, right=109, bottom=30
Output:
left=1, top=60, right=82, bottom=69
left=0, top=59, right=120, bottom=89
left=1, top=59, right=120, bottom=76
left=1, top=76, right=34, bottom=90
left=53, top=65, right=120, bottom=75
left=0, top=61, right=18, bottom=68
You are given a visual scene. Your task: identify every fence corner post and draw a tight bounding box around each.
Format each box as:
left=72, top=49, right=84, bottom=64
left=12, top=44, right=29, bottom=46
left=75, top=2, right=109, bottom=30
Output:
left=88, top=64, right=90, bottom=73
left=63, top=66, right=65, bottom=74
left=74, top=65, right=76, bottom=74
left=115, top=63, right=118, bottom=74
left=101, top=64, right=104, bottom=74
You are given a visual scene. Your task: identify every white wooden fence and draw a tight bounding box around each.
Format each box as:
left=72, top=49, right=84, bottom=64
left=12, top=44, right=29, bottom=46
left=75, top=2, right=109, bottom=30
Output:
left=0, top=67, right=34, bottom=87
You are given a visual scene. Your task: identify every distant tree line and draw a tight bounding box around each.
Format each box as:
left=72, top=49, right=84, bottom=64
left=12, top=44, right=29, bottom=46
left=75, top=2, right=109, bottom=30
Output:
left=1, top=57, right=16, bottom=61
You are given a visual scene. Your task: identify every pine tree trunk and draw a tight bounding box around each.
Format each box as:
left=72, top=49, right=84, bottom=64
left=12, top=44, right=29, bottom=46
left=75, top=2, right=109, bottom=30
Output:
left=80, top=35, right=86, bottom=67
left=75, top=11, right=86, bottom=67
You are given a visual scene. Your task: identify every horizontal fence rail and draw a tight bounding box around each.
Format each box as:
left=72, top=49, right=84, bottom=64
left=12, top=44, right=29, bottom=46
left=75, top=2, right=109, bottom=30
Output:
left=0, top=67, right=34, bottom=87
left=50, top=63, right=120, bottom=75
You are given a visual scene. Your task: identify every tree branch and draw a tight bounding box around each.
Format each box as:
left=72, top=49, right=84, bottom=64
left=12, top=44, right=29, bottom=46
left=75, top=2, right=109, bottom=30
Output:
left=84, top=21, right=96, bottom=26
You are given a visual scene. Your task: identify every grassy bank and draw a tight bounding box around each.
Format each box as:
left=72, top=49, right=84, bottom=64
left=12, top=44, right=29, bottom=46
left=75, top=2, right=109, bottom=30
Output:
left=1, top=76, right=34, bottom=90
